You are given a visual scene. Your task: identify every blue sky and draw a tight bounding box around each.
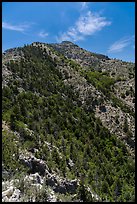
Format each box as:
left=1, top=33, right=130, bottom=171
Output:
left=2, top=2, right=135, bottom=62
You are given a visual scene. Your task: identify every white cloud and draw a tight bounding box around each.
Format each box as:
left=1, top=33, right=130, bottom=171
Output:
left=57, top=11, right=111, bottom=42
left=76, top=11, right=111, bottom=35
left=80, top=2, right=88, bottom=10
left=108, top=36, right=135, bottom=53
left=2, top=22, right=30, bottom=32
left=38, top=31, right=48, bottom=38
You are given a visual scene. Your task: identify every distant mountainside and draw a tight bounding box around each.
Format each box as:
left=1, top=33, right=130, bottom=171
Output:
left=2, top=41, right=135, bottom=202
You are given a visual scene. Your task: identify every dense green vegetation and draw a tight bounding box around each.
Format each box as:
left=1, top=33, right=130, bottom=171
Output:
left=2, top=130, right=26, bottom=177
left=2, top=45, right=135, bottom=202
left=84, top=70, right=115, bottom=96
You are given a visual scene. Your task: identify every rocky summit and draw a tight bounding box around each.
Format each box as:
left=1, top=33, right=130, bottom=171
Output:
left=2, top=41, right=135, bottom=202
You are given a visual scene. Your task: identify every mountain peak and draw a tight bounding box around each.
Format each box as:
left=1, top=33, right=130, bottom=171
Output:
left=61, top=41, right=75, bottom=45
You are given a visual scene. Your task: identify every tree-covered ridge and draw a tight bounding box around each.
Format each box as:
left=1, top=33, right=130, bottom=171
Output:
left=2, top=44, right=135, bottom=202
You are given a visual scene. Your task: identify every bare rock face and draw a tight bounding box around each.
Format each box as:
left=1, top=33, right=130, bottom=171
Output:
left=19, top=155, right=46, bottom=176
left=2, top=182, right=21, bottom=202
left=9, top=189, right=21, bottom=202
left=50, top=41, right=109, bottom=70
left=29, top=158, right=45, bottom=176
left=2, top=47, right=24, bottom=88
left=46, top=176, right=57, bottom=187
left=48, top=177, right=78, bottom=194
left=2, top=169, right=79, bottom=202
left=2, top=186, right=14, bottom=198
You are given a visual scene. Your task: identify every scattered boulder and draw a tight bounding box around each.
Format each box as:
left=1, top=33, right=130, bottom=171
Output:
left=52, top=178, right=78, bottom=194
left=9, top=189, right=21, bottom=202
left=99, top=105, right=107, bottom=112
left=2, top=186, right=14, bottom=198
left=46, top=176, right=57, bottom=187
left=30, top=157, right=45, bottom=176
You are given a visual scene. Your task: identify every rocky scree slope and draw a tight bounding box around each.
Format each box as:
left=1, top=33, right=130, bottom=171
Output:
left=2, top=42, right=135, bottom=202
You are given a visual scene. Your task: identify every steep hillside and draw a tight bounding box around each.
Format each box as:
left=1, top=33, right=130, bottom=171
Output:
left=2, top=42, right=135, bottom=202
left=50, top=41, right=135, bottom=78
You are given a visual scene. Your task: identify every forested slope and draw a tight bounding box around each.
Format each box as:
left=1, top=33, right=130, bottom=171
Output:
left=2, top=42, right=135, bottom=202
